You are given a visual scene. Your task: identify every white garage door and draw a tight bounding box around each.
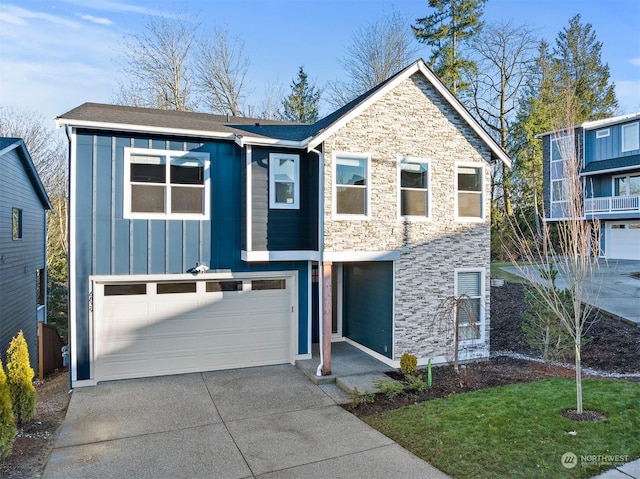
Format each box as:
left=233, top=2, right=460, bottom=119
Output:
left=93, top=275, right=294, bottom=382
left=607, top=222, right=640, bottom=260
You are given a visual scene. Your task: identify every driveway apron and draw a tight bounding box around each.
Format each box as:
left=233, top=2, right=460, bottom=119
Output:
left=43, top=365, right=450, bottom=479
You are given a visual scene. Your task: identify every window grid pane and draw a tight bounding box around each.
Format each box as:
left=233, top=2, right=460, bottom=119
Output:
left=131, top=185, right=165, bottom=213
left=336, top=186, right=366, bottom=215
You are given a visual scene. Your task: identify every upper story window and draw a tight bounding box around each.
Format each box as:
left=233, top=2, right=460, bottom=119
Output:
left=622, top=122, right=639, bottom=152
left=124, top=148, right=209, bottom=220
left=550, top=135, right=571, bottom=162
left=334, top=154, right=369, bottom=217
left=269, top=153, right=299, bottom=209
left=595, top=128, right=610, bottom=139
left=12, top=208, right=22, bottom=240
left=399, top=157, right=430, bottom=219
left=455, top=269, right=484, bottom=342
left=456, top=164, right=484, bottom=220
left=613, top=173, right=640, bottom=197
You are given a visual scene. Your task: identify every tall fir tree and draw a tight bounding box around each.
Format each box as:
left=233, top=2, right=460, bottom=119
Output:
left=281, top=67, right=321, bottom=124
left=413, top=0, right=487, bottom=95
left=552, top=14, right=618, bottom=122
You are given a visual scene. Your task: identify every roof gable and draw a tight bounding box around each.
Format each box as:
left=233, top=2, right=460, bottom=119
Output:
left=307, top=59, right=511, bottom=167
left=0, top=138, right=52, bottom=210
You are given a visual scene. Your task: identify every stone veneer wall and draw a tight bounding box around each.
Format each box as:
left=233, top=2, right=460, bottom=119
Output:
left=322, top=73, right=493, bottom=363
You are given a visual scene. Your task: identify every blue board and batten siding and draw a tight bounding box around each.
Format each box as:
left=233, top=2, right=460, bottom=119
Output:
left=73, top=131, right=310, bottom=381
left=584, top=122, right=640, bottom=165
left=250, top=147, right=319, bottom=251
left=0, top=144, right=47, bottom=371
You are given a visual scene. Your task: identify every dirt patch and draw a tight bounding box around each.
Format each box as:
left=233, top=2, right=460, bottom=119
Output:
left=0, top=369, right=70, bottom=479
left=349, top=282, right=640, bottom=417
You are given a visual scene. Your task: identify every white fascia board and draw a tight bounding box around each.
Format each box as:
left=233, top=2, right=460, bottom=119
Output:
left=241, top=250, right=320, bottom=262
left=55, top=118, right=236, bottom=141
left=237, top=135, right=312, bottom=148
left=323, top=250, right=401, bottom=262
left=581, top=165, right=640, bottom=176
left=582, top=112, right=640, bottom=130
left=307, top=61, right=511, bottom=168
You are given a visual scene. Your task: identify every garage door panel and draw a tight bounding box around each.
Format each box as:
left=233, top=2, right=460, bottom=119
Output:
left=95, top=276, right=294, bottom=382
left=608, top=223, right=640, bottom=260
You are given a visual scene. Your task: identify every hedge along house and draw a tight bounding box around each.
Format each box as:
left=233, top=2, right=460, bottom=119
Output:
left=57, top=59, right=511, bottom=388
left=0, top=138, right=52, bottom=372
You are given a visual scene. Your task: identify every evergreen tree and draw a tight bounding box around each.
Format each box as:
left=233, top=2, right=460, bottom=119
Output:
left=281, top=67, right=321, bottom=123
left=553, top=14, right=618, bottom=122
left=6, top=331, right=36, bottom=425
left=413, top=0, right=487, bottom=95
left=0, top=358, right=17, bottom=460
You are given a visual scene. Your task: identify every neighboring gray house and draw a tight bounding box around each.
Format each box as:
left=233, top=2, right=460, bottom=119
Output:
left=0, top=138, right=52, bottom=372
left=539, top=112, right=640, bottom=260
left=57, top=59, right=511, bottom=388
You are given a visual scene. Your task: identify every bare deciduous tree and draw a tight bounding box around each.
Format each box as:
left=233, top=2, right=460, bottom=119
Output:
left=115, top=14, right=199, bottom=111
left=327, top=12, right=420, bottom=109
left=195, top=26, right=251, bottom=116
left=465, top=22, right=538, bottom=219
left=509, top=108, right=599, bottom=415
left=255, top=81, right=285, bottom=120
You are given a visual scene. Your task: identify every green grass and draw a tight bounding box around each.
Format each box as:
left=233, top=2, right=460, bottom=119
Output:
left=491, top=261, right=530, bottom=284
left=363, top=378, right=640, bottom=479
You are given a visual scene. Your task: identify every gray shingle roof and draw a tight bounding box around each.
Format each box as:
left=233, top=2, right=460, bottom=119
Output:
left=582, top=154, right=640, bottom=174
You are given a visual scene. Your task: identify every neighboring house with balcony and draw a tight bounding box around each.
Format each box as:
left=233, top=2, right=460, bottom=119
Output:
left=540, top=112, right=640, bottom=260
left=56, top=59, right=511, bottom=388
left=0, top=138, right=52, bottom=372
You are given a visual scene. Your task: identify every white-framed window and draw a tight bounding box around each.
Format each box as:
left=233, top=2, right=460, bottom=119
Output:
left=551, top=179, right=568, bottom=202
left=550, top=135, right=570, bottom=162
left=333, top=153, right=370, bottom=217
left=124, top=147, right=210, bottom=219
left=454, top=269, right=485, bottom=342
left=596, top=128, right=610, bottom=139
left=269, top=153, right=300, bottom=209
left=613, top=173, right=640, bottom=196
left=398, top=157, right=430, bottom=219
left=456, top=163, right=484, bottom=220
left=622, top=122, right=639, bottom=152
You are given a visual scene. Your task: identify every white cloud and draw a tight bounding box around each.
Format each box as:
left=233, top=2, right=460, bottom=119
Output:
left=629, top=58, right=640, bottom=68
left=0, top=5, right=79, bottom=29
left=79, top=14, right=114, bottom=26
left=60, top=0, right=167, bottom=17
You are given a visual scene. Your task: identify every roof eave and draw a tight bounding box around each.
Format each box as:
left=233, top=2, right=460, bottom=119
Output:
left=55, top=118, right=236, bottom=141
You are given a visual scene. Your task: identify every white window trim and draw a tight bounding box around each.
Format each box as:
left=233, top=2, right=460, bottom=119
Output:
left=595, top=128, right=610, bottom=139
left=269, top=153, right=300, bottom=209
left=332, top=152, right=371, bottom=220
left=612, top=172, right=640, bottom=197
left=454, top=162, right=485, bottom=222
left=551, top=178, right=568, bottom=203
left=550, top=135, right=570, bottom=163
left=454, top=268, right=486, bottom=345
left=621, top=122, right=639, bottom=153
left=397, top=156, right=431, bottom=221
left=123, top=147, right=210, bottom=220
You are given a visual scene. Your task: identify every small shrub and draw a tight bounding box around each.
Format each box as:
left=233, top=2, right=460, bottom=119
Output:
left=373, top=379, right=405, bottom=399
left=6, top=331, right=36, bottom=424
left=404, top=373, right=427, bottom=393
left=400, top=353, right=418, bottom=375
left=348, top=387, right=375, bottom=407
left=0, top=359, right=17, bottom=460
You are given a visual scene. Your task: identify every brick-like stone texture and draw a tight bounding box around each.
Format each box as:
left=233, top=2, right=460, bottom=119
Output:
left=323, top=73, right=493, bottom=362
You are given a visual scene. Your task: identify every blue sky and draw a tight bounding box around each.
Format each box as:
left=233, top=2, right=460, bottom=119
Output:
left=1, top=0, right=639, bottom=124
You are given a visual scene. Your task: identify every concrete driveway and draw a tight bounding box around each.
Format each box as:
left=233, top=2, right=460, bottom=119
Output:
left=43, top=365, right=450, bottom=479
left=504, top=259, right=640, bottom=325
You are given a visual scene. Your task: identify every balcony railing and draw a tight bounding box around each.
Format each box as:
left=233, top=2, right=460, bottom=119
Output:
left=584, top=195, right=640, bottom=214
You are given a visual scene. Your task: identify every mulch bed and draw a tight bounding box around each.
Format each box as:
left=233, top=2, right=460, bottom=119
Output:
left=349, top=282, right=640, bottom=416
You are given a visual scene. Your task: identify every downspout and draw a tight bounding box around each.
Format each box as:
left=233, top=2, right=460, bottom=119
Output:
left=310, top=146, right=325, bottom=376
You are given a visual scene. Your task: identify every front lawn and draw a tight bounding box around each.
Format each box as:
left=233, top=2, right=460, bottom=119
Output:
left=363, top=378, right=640, bottom=479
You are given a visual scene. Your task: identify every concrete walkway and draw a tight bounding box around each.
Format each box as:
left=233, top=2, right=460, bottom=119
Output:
left=43, top=365, right=449, bottom=479
left=503, top=259, right=640, bottom=325
left=591, top=459, right=640, bottom=479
